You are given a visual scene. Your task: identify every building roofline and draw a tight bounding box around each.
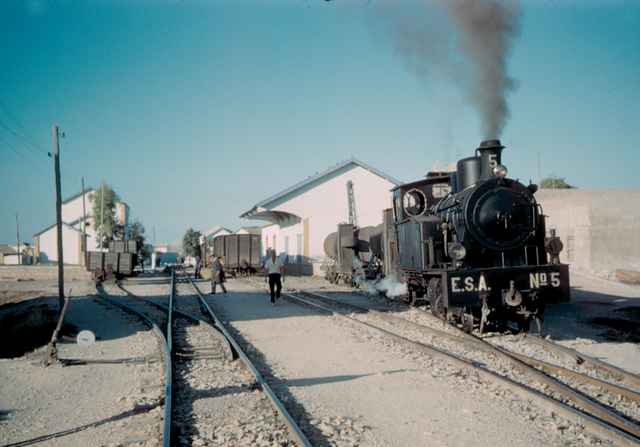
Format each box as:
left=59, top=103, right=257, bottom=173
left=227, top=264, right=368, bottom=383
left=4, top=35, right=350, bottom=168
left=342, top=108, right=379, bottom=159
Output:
left=62, top=188, right=95, bottom=205
left=240, top=158, right=401, bottom=218
left=33, top=221, right=83, bottom=237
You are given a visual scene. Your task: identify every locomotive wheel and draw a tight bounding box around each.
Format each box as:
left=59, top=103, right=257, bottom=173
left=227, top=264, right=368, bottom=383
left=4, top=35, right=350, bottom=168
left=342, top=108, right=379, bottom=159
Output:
left=404, top=288, right=414, bottom=305
left=462, top=313, right=474, bottom=333
left=427, top=278, right=444, bottom=318
left=517, top=315, right=531, bottom=333
left=409, top=289, right=422, bottom=306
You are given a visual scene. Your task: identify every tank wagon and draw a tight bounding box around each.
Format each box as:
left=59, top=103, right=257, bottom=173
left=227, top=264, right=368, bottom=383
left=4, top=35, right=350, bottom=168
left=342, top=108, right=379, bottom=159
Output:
left=323, top=208, right=398, bottom=285
left=203, top=234, right=262, bottom=276
left=323, top=139, right=570, bottom=332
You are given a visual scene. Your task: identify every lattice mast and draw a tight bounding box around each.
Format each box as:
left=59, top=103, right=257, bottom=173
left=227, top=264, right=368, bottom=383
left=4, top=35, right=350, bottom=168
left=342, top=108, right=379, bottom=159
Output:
left=346, top=180, right=358, bottom=228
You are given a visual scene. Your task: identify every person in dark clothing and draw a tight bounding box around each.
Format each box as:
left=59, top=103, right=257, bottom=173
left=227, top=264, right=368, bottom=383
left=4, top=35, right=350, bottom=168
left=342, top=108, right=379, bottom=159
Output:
left=263, top=251, right=284, bottom=304
left=194, top=255, right=202, bottom=279
left=210, top=256, right=227, bottom=294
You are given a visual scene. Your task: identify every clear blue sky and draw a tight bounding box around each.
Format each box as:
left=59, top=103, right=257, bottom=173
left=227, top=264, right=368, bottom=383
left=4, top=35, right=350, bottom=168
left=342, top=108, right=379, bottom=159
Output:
left=1, top=0, right=638, bottom=245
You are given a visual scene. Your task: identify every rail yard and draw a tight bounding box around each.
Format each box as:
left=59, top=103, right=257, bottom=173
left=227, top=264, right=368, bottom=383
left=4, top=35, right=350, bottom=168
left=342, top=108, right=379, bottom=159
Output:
left=0, top=269, right=638, bottom=447
left=2, top=1, right=640, bottom=446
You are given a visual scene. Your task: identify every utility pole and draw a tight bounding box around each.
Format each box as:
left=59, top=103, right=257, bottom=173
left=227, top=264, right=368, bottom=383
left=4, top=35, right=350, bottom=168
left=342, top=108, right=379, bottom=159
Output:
left=15, top=213, right=21, bottom=265
left=100, top=180, right=105, bottom=249
left=81, top=177, right=87, bottom=265
left=52, top=125, right=64, bottom=312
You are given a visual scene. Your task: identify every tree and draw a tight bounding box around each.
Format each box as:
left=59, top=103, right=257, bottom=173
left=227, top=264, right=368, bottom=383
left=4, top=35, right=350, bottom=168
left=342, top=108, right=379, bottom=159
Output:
left=182, top=228, right=202, bottom=259
left=129, top=220, right=151, bottom=262
left=539, top=176, right=574, bottom=189
left=91, top=184, right=120, bottom=247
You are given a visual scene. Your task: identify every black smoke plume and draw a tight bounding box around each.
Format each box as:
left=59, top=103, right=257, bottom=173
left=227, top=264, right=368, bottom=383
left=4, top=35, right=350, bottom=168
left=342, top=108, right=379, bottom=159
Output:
left=375, top=0, right=521, bottom=138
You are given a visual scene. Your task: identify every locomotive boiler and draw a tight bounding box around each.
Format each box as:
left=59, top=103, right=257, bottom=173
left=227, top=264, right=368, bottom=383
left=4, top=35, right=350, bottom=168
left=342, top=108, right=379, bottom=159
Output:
left=394, top=139, right=569, bottom=332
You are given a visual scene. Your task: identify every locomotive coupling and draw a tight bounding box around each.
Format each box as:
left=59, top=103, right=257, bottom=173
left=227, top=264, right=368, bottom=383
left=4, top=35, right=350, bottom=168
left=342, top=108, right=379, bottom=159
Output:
left=503, top=280, right=523, bottom=307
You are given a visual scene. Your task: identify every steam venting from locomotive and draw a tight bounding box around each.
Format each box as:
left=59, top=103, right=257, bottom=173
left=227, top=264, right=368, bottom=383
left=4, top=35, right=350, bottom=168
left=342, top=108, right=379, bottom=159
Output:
left=378, top=0, right=520, bottom=138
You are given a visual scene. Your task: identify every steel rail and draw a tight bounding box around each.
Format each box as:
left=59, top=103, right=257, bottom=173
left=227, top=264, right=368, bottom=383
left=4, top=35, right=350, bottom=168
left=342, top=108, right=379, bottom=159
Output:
left=300, top=290, right=640, bottom=404
left=267, top=286, right=640, bottom=447
left=522, top=334, right=640, bottom=390
left=165, top=269, right=175, bottom=447
left=116, top=282, right=234, bottom=361
left=95, top=284, right=172, bottom=447
left=186, top=277, right=312, bottom=447
left=293, top=289, right=640, bottom=440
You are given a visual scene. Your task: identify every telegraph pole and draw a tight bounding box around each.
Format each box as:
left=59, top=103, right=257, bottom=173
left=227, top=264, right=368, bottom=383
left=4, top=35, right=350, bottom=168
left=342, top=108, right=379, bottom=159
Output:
left=81, top=177, right=87, bottom=265
left=52, top=125, right=64, bottom=312
left=100, top=180, right=105, bottom=249
left=15, top=213, right=21, bottom=265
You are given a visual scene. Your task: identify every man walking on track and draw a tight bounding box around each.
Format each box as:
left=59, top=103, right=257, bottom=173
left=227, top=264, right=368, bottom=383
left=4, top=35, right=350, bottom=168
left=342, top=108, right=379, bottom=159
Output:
left=264, top=250, right=284, bottom=304
left=210, top=256, right=227, bottom=294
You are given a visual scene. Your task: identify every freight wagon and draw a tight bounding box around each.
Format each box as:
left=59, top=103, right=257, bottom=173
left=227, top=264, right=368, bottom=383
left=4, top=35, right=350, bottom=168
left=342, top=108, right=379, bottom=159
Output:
left=202, top=234, right=262, bottom=276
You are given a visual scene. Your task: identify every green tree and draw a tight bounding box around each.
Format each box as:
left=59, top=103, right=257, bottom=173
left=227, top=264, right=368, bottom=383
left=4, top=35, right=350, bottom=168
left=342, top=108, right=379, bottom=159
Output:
left=182, top=228, right=202, bottom=259
left=92, top=184, right=120, bottom=247
left=129, top=220, right=150, bottom=261
left=539, top=176, right=574, bottom=189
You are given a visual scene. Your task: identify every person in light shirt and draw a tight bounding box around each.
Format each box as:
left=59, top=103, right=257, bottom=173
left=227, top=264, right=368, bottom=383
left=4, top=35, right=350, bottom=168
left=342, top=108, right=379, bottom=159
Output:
left=263, top=250, right=284, bottom=304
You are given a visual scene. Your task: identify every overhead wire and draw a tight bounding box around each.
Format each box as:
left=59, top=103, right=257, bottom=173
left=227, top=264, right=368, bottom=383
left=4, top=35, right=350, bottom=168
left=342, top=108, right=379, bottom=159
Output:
left=0, top=131, right=51, bottom=175
left=0, top=118, right=48, bottom=162
left=0, top=99, right=48, bottom=156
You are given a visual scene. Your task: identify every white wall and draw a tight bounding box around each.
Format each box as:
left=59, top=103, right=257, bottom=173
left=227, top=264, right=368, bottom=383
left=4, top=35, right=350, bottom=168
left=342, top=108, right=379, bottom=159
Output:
left=37, top=225, right=82, bottom=265
left=261, top=165, right=395, bottom=260
left=61, top=191, right=94, bottom=223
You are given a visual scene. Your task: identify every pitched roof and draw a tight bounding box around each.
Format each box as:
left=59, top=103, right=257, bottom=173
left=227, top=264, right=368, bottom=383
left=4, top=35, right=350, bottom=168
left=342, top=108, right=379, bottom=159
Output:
left=62, top=188, right=95, bottom=205
left=203, top=226, right=233, bottom=238
left=0, top=245, right=17, bottom=255
left=33, top=222, right=83, bottom=237
left=236, top=226, right=263, bottom=235
left=240, top=158, right=401, bottom=218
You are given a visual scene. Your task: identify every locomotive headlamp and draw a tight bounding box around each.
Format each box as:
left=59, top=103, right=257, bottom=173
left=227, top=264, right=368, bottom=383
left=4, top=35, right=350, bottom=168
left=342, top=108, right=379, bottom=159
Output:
left=449, top=242, right=467, bottom=261
left=493, top=164, right=508, bottom=178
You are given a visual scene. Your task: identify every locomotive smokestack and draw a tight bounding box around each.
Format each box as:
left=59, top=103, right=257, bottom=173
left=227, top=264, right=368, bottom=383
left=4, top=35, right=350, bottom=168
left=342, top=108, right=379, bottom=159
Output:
left=477, top=139, right=505, bottom=179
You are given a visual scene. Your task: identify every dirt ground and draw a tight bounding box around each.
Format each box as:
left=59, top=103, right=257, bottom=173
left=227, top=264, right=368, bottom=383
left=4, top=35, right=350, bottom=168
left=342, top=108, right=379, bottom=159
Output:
left=206, top=279, right=602, bottom=447
left=0, top=271, right=637, bottom=446
left=0, top=283, right=164, bottom=447
left=282, top=271, right=640, bottom=376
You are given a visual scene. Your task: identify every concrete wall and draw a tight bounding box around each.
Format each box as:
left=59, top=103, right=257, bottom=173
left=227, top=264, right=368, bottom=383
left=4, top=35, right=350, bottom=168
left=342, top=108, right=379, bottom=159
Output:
left=536, top=189, right=640, bottom=278
left=262, top=165, right=395, bottom=260
left=0, top=265, right=91, bottom=281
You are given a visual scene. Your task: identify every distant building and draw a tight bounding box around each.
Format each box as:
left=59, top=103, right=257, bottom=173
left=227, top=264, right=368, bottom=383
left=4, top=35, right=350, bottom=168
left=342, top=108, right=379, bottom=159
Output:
left=235, top=226, right=263, bottom=235
left=240, top=158, right=401, bottom=272
left=203, top=226, right=232, bottom=241
left=33, top=189, right=96, bottom=265
left=33, top=188, right=132, bottom=265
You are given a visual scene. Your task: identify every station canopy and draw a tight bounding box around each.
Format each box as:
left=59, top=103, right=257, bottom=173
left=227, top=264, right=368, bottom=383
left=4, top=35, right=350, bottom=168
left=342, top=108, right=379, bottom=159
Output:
left=240, top=207, right=301, bottom=227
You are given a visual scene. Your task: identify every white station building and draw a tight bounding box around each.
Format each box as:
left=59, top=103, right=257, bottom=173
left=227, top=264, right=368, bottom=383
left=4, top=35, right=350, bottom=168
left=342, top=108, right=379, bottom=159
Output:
left=240, top=158, right=401, bottom=272
left=33, top=189, right=97, bottom=265
left=33, top=189, right=131, bottom=265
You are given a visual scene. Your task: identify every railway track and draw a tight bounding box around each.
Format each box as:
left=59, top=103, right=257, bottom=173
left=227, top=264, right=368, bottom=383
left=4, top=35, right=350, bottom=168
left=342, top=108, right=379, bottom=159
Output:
left=243, top=277, right=640, bottom=446
left=100, top=271, right=311, bottom=447
left=97, top=274, right=174, bottom=447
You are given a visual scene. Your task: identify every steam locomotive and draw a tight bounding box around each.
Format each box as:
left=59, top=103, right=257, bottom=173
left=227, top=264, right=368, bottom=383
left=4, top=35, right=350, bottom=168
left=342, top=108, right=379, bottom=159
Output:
left=324, top=139, right=570, bottom=332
